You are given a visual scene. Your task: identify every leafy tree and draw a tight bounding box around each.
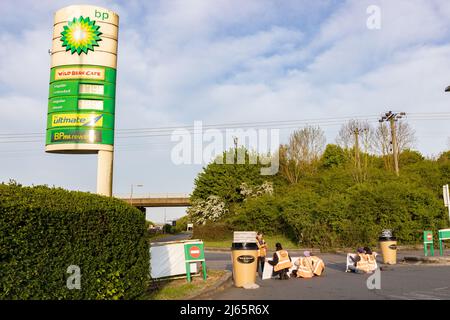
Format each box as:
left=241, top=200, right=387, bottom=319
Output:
left=399, top=149, right=424, bottom=166
left=437, top=150, right=450, bottom=163
left=187, top=195, right=229, bottom=225
left=279, top=126, right=326, bottom=183
left=191, top=147, right=280, bottom=206
left=320, top=144, right=349, bottom=169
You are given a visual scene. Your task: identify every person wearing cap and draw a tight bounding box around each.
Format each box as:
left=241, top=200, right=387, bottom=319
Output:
left=256, top=232, right=267, bottom=277
left=268, top=243, right=292, bottom=280
left=295, top=251, right=325, bottom=278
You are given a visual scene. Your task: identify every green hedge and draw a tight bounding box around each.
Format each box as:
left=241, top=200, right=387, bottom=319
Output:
left=192, top=222, right=233, bottom=241
left=0, top=183, right=149, bottom=299
left=231, top=172, right=448, bottom=249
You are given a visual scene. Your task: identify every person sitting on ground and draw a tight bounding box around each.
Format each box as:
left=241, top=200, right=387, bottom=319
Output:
left=256, top=232, right=267, bottom=277
left=349, top=247, right=374, bottom=273
left=295, top=251, right=326, bottom=278
left=307, top=251, right=325, bottom=276
left=268, top=243, right=292, bottom=280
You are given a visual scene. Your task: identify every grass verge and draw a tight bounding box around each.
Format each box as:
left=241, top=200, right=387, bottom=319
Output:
left=145, top=269, right=227, bottom=300
left=148, top=233, right=173, bottom=242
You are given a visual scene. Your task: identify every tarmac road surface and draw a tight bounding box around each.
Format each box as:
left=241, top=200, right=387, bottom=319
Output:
left=205, top=251, right=450, bottom=300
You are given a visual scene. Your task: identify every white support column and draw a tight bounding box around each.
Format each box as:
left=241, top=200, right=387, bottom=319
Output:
left=97, top=150, right=114, bottom=196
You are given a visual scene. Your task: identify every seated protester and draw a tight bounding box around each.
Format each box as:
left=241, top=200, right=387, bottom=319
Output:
left=309, top=251, right=325, bottom=276
left=349, top=247, right=370, bottom=273
left=295, top=251, right=326, bottom=278
left=268, top=243, right=292, bottom=280
left=295, top=251, right=314, bottom=278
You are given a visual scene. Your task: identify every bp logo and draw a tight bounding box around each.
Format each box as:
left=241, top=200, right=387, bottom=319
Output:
left=60, top=16, right=102, bottom=55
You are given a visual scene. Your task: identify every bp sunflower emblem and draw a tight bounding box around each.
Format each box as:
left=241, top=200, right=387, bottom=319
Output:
left=60, top=16, right=102, bottom=55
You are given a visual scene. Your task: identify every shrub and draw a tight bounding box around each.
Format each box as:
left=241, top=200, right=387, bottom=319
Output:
left=187, top=195, right=229, bottom=225
left=163, top=224, right=174, bottom=234
left=172, top=215, right=189, bottom=233
left=230, top=167, right=447, bottom=249
left=0, top=183, right=149, bottom=300
left=192, top=222, right=232, bottom=241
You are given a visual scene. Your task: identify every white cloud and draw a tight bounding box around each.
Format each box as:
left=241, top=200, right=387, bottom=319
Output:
left=0, top=0, right=449, bottom=202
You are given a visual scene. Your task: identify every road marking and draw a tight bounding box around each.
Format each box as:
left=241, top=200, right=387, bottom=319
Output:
left=407, top=292, right=441, bottom=300
left=387, top=295, right=414, bottom=300
left=387, top=288, right=450, bottom=300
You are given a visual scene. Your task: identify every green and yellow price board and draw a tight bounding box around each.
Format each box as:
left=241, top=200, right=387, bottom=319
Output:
left=46, top=5, right=119, bottom=154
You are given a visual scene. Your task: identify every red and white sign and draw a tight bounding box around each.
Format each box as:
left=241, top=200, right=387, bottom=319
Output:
left=54, top=67, right=105, bottom=80
left=189, top=246, right=201, bottom=258
left=427, top=234, right=433, bottom=241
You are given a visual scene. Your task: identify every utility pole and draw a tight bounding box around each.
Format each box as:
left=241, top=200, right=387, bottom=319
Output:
left=233, top=136, right=238, bottom=163
left=379, top=111, right=406, bottom=176
left=353, top=128, right=361, bottom=169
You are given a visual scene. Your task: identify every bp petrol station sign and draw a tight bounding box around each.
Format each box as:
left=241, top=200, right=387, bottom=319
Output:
left=46, top=5, right=119, bottom=154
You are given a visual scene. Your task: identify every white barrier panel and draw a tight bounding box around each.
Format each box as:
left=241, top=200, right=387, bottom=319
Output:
left=150, top=241, right=198, bottom=279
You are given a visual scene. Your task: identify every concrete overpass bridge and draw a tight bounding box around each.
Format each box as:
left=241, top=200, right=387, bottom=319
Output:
left=116, top=193, right=191, bottom=207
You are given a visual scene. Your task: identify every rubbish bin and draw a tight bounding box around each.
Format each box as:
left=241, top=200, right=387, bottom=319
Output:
left=231, top=242, right=258, bottom=287
left=379, top=229, right=397, bottom=264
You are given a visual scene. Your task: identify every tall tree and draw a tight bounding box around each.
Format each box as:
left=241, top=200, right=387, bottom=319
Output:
left=280, top=126, right=326, bottom=183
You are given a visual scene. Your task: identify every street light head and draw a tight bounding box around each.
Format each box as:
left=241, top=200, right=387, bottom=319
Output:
left=445, top=86, right=450, bottom=92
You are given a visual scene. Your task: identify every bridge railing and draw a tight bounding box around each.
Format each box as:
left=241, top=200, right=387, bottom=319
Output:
left=114, top=193, right=191, bottom=199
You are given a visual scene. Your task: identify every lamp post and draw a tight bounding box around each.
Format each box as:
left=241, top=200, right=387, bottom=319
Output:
left=130, top=184, right=143, bottom=206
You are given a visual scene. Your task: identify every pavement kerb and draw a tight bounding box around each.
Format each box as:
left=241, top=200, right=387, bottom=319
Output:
left=403, top=256, right=450, bottom=265
left=186, top=270, right=233, bottom=300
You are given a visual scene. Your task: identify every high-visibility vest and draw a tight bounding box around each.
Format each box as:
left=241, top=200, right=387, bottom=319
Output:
left=310, top=256, right=325, bottom=276
left=355, top=253, right=371, bottom=273
left=295, top=257, right=314, bottom=278
left=366, top=253, right=377, bottom=272
left=257, top=240, right=267, bottom=257
left=274, top=250, right=292, bottom=272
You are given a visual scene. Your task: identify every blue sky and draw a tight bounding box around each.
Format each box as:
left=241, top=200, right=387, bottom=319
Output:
left=1, top=0, right=450, bottom=223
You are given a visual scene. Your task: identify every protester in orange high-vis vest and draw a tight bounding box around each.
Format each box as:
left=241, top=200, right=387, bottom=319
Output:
left=268, top=243, right=292, bottom=280
left=295, top=251, right=325, bottom=278
left=256, top=232, right=267, bottom=277
left=295, top=256, right=313, bottom=278
left=307, top=251, right=325, bottom=276
left=350, top=247, right=375, bottom=273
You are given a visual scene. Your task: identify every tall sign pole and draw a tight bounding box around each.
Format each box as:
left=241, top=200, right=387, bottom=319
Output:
left=444, top=184, right=450, bottom=224
left=46, top=5, right=119, bottom=196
